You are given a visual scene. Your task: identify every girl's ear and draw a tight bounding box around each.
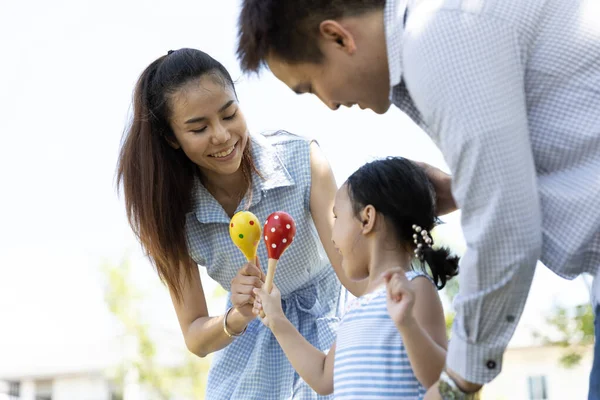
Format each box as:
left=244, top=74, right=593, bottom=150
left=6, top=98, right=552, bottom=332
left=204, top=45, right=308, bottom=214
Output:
left=360, top=205, right=376, bottom=235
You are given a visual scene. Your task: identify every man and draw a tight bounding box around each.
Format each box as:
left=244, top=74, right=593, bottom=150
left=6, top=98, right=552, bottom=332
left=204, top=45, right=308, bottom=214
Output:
left=236, top=0, right=600, bottom=398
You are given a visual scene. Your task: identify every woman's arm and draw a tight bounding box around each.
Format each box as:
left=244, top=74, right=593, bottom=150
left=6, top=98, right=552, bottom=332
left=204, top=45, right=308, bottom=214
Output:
left=308, top=141, right=368, bottom=297
left=385, top=271, right=448, bottom=388
left=169, top=257, right=261, bottom=357
left=253, top=285, right=336, bottom=395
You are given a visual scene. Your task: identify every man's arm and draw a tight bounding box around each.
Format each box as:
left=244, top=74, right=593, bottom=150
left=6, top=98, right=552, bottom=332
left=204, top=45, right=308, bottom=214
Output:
left=403, top=9, right=542, bottom=385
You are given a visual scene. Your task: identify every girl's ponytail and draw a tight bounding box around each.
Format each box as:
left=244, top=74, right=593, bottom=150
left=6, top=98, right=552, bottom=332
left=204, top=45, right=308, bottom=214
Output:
left=420, top=246, right=459, bottom=289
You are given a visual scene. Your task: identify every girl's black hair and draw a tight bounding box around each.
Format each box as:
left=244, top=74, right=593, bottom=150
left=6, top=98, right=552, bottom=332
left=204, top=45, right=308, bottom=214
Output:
left=346, top=157, right=459, bottom=289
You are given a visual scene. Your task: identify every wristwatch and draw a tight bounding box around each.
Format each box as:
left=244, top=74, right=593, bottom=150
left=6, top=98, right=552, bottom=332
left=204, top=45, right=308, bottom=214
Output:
left=438, top=371, right=482, bottom=400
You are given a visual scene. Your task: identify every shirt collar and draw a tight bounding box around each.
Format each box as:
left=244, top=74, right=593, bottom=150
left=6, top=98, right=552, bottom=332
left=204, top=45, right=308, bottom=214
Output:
left=250, top=132, right=295, bottom=193
left=384, top=0, right=409, bottom=99
left=191, top=133, right=295, bottom=224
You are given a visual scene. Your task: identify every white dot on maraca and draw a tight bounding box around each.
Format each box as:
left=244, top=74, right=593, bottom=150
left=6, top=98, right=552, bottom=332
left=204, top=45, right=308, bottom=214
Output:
left=264, top=236, right=268, bottom=241
left=274, top=215, right=279, bottom=219
left=271, top=227, right=275, bottom=233
left=286, top=224, right=291, bottom=229
left=271, top=243, right=277, bottom=248
left=282, top=239, right=287, bottom=243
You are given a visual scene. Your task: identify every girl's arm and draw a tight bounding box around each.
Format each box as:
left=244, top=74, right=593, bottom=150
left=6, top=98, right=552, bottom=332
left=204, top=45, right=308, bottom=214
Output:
left=385, top=271, right=448, bottom=388
left=170, top=257, right=261, bottom=357
left=253, top=285, right=336, bottom=395
left=308, top=141, right=368, bottom=297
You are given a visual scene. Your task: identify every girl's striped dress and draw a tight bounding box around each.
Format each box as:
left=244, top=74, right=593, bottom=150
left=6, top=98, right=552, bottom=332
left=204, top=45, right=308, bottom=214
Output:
left=333, top=270, right=429, bottom=399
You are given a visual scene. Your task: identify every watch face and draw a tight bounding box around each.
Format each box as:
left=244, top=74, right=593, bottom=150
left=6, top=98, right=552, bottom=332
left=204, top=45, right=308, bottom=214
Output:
left=438, top=380, right=481, bottom=400
left=438, top=380, right=461, bottom=400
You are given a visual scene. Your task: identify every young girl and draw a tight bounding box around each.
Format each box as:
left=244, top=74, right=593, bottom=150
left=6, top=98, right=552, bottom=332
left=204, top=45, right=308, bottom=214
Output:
left=117, top=48, right=366, bottom=399
left=253, top=157, right=459, bottom=399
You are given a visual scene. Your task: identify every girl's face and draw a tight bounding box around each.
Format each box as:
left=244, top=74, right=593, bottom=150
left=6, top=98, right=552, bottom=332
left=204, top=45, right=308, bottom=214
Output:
left=167, top=76, right=249, bottom=177
left=332, top=184, right=370, bottom=281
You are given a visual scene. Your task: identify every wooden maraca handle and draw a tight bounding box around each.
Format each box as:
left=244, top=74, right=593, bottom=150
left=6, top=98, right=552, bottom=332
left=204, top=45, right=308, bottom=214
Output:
left=265, top=258, right=278, bottom=293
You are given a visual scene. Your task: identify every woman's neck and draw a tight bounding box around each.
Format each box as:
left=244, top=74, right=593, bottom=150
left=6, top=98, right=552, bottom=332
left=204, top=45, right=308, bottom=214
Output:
left=201, top=168, right=248, bottom=215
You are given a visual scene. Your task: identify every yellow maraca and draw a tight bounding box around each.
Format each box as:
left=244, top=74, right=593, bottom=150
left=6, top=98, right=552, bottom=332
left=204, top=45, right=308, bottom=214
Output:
left=229, top=211, right=261, bottom=262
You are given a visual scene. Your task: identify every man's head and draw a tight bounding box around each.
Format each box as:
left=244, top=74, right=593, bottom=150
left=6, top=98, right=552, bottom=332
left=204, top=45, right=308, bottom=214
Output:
left=237, top=0, right=392, bottom=114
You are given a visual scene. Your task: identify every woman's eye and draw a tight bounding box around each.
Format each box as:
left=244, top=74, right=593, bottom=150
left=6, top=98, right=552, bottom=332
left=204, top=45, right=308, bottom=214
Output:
left=223, top=111, right=237, bottom=121
left=191, top=127, right=207, bottom=134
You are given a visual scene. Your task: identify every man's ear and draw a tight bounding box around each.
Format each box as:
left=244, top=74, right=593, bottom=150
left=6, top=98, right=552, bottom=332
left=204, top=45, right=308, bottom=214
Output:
left=318, top=20, right=357, bottom=54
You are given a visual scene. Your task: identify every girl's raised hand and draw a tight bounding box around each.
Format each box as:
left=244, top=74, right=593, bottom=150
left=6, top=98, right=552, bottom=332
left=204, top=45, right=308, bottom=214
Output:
left=382, top=268, right=417, bottom=327
left=252, top=284, right=285, bottom=329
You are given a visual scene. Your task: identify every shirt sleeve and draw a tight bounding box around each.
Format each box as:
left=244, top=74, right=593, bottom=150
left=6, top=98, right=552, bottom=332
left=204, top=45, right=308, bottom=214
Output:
left=403, top=9, right=542, bottom=384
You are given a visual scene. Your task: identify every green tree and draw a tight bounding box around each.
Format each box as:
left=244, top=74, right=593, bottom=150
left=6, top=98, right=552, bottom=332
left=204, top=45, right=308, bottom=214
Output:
left=103, top=258, right=215, bottom=399
left=532, top=302, right=594, bottom=368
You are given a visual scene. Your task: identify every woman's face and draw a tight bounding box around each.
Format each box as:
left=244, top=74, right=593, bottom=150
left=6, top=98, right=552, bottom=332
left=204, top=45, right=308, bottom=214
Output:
left=167, top=75, right=249, bottom=177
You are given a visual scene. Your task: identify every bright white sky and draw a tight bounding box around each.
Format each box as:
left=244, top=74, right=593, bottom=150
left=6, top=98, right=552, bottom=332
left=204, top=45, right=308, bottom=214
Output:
left=0, top=0, right=592, bottom=378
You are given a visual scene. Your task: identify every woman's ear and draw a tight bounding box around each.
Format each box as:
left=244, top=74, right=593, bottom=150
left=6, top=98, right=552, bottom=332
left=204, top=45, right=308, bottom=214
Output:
left=360, top=205, right=376, bottom=235
left=164, top=134, right=181, bottom=149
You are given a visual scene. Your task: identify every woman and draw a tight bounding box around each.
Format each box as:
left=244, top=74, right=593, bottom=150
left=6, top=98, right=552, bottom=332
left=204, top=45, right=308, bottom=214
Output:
left=117, top=48, right=365, bottom=399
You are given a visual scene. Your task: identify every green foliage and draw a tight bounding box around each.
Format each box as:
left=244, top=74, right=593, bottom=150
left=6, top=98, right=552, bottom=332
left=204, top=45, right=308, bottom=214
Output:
left=102, top=259, right=211, bottom=399
left=559, top=352, right=583, bottom=368
left=441, top=278, right=459, bottom=339
left=533, top=303, right=594, bottom=368
left=445, top=311, right=455, bottom=340
left=443, top=278, right=459, bottom=303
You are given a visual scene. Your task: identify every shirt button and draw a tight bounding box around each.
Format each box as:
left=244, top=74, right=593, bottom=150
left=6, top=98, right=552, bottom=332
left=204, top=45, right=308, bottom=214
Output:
left=506, top=315, right=515, bottom=322
left=486, top=360, right=497, bottom=369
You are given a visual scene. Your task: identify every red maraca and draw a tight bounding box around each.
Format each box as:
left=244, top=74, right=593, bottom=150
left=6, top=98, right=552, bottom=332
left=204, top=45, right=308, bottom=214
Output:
left=263, top=211, right=296, bottom=293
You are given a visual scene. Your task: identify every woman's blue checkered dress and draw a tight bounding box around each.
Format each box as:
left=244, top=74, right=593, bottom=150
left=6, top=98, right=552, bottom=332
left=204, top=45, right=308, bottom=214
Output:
left=185, top=131, right=342, bottom=399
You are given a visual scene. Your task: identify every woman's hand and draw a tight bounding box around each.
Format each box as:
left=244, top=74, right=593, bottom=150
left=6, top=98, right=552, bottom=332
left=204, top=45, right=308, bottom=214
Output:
left=230, top=259, right=265, bottom=320
left=252, top=284, right=285, bottom=329
left=383, top=268, right=417, bottom=327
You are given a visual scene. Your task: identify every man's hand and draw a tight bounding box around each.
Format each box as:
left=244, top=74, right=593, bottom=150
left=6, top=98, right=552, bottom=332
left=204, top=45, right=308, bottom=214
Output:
left=424, top=368, right=483, bottom=399
left=447, top=368, right=483, bottom=393
left=414, top=161, right=457, bottom=215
